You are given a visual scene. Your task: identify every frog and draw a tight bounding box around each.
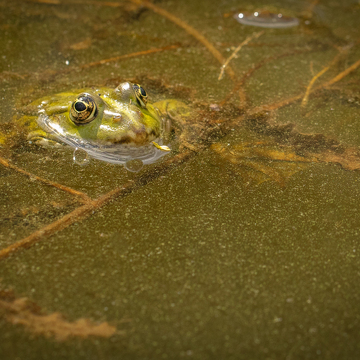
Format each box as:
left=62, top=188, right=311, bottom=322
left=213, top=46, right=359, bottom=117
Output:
left=2, top=81, right=192, bottom=169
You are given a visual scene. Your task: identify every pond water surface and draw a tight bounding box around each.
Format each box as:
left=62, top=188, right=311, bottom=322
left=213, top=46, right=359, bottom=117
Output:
left=1, top=0, right=360, bottom=359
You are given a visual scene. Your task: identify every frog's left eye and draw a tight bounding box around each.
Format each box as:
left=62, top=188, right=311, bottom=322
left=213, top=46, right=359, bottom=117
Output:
left=133, top=84, right=148, bottom=108
left=70, top=94, right=98, bottom=125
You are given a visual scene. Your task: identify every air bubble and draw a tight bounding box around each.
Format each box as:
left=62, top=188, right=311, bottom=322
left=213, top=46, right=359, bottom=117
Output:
left=73, top=147, right=90, bottom=166
left=124, top=159, right=144, bottom=172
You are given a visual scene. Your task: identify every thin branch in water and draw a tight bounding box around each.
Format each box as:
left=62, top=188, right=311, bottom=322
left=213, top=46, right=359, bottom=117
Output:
left=79, top=45, right=180, bottom=70
left=301, top=47, right=351, bottom=108
left=322, top=58, right=360, bottom=88
left=301, top=65, right=331, bottom=108
left=218, top=31, right=264, bottom=81
left=0, top=156, right=91, bottom=203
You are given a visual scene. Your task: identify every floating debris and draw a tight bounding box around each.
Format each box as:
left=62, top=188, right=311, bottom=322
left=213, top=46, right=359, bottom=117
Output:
left=152, top=141, right=171, bottom=152
left=0, top=290, right=118, bottom=341
left=234, top=11, right=299, bottom=28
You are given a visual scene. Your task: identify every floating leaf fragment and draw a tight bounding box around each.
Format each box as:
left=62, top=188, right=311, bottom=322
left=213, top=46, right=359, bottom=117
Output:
left=152, top=141, right=171, bottom=151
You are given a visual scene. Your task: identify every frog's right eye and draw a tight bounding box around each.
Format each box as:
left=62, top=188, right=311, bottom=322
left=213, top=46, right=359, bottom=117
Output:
left=70, top=94, right=98, bottom=125
left=133, top=84, right=148, bottom=108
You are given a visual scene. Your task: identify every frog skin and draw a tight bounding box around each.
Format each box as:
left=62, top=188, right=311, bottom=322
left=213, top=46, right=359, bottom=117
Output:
left=3, top=82, right=191, bottom=166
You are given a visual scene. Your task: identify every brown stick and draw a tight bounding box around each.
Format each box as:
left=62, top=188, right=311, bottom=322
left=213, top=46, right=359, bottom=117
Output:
left=301, top=47, right=351, bottom=108
left=322, top=58, right=360, bottom=87
left=0, top=156, right=91, bottom=203
left=301, top=65, right=331, bottom=108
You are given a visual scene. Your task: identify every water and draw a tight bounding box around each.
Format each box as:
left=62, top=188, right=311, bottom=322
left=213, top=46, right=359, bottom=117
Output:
left=1, top=0, right=360, bottom=359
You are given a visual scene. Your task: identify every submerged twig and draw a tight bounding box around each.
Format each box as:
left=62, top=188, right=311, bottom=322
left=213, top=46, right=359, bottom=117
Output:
left=218, top=31, right=264, bottom=81
left=322, top=58, right=360, bottom=88
left=301, top=46, right=352, bottom=108
left=0, top=156, right=91, bottom=203
left=301, top=65, right=330, bottom=107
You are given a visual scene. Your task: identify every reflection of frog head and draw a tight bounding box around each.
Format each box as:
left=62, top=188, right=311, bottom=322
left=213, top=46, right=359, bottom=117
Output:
left=33, top=82, right=161, bottom=146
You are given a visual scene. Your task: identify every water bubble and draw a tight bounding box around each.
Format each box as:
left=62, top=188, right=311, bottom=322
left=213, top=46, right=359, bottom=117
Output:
left=73, top=147, right=90, bottom=166
left=124, top=159, right=144, bottom=172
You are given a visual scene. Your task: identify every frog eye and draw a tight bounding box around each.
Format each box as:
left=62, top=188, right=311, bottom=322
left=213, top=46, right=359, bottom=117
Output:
left=70, top=94, right=98, bottom=125
left=133, top=84, right=148, bottom=108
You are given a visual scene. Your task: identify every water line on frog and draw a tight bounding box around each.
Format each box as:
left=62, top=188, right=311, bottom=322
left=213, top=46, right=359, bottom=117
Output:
left=37, top=114, right=171, bottom=167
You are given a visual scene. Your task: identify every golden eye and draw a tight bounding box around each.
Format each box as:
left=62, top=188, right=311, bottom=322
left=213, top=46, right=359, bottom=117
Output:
left=133, top=84, right=148, bottom=108
left=70, top=94, right=98, bottom=125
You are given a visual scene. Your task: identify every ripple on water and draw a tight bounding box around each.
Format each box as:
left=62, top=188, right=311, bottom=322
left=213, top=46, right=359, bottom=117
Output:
left=234, top=11, right=299, bottom=28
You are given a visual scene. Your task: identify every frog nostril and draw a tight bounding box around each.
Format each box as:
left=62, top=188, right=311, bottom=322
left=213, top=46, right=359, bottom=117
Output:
left=113, top=115, right=122, bottom=123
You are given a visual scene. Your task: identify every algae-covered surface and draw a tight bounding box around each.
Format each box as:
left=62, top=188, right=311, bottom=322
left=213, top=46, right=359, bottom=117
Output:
left=1, top=0, right=360, bottom=359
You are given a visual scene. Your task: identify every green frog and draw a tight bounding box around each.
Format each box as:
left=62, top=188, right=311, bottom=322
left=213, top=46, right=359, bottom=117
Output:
left=3, top=82, right=191, bottom=169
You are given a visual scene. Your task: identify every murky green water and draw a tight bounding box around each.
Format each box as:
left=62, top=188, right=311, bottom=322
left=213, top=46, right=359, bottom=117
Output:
left=1, top=0, right=360, bottom=359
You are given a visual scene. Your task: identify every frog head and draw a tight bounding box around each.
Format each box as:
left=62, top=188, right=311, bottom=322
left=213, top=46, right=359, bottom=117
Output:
left=36, top=82, right=161, bottom=147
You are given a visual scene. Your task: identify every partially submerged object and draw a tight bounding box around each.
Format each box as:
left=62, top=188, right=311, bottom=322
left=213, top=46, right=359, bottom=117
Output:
left=12, top=82, right=190, bottom=171
left=234, top=11, right=299, bottom=28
